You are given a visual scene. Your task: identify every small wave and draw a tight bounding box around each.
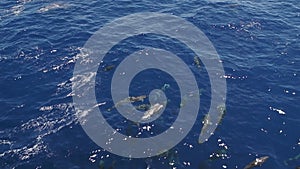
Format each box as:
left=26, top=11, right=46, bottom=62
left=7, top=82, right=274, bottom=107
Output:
left=9, top=0, right=32, bottom=16
left=0, top=103, right=76, bottom=165
left=40, top=47, right=81, bottom=73
left=11, top=4, right=24, bottom=16
left=222, top=74, right=248, bottom=80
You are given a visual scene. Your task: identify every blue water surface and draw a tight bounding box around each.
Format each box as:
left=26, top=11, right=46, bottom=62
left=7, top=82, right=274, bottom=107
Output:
left=0, top=0, right=299, bottom=169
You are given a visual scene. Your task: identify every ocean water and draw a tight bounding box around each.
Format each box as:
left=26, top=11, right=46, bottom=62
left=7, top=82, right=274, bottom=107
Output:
left=0, top=0, right=299, bottom=169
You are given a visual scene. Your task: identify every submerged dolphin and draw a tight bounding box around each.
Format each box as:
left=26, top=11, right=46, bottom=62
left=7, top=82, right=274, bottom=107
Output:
left=108, top=95, right=147, bottom=111
left=199, top=104, right=226, bottom=143
left=38, top=3, right=67, bottom=13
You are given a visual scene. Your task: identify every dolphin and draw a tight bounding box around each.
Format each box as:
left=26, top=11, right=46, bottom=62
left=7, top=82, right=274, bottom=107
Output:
left=141, top=103, right=164, bottom=120
left=243, top=156, right=269, bottom=169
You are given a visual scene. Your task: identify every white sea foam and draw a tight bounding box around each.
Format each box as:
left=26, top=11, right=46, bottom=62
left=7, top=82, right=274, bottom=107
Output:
left=269, top=106, right=286, bottom=115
